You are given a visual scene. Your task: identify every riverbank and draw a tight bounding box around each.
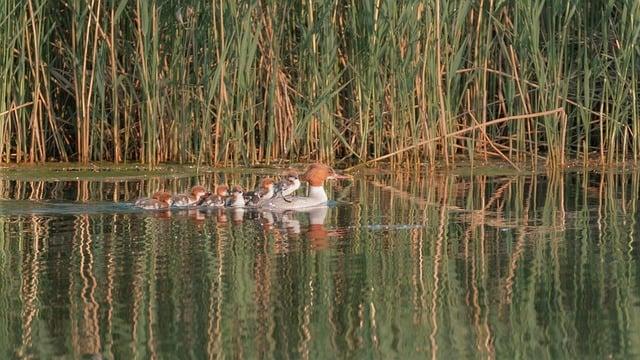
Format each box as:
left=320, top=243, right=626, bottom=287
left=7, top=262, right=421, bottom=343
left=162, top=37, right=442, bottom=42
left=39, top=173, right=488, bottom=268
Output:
left=3, top=156, right=639, bottom=181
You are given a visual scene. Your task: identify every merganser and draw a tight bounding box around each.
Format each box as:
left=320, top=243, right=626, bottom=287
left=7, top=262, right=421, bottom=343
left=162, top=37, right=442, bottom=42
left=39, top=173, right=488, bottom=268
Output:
left=201, top=185, right=230, bottom=207
left=261, top=164, right=345, bottom=210
left=273, top=171, right=300, bottom=199
left=134, top=191, right=174, bottom=210
left=226, top=185, right=246, bottom=207
left=173, top=185, right=210, bottom=208
left=247, top=178, right=275, bottom=207
left=243, top=190, right=261, bottom=205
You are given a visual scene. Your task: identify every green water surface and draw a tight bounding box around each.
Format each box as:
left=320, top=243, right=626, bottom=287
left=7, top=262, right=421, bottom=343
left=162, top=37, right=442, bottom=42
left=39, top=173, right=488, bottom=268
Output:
left=1, top=170, right=639, bottom=358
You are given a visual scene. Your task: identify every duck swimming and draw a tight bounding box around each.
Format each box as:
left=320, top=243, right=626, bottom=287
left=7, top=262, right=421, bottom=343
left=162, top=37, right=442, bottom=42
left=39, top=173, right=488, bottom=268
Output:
left=273, top=171, right=300, bottom=200
left=134, top=191, right=174, bottom=210
left=173, top=185, right=210, bottom=208
left=201, top=185, right=230, bottom=207
left=247, top=178, right=275, bottom=207
left=261, top=164, right=345, bottom=210
left=226, top=185, right=246, bottom=207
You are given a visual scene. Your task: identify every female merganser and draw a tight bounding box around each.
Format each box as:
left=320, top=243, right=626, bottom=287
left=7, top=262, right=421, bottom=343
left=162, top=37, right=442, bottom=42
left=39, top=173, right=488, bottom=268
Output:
left=201, top=185, right=230, bottom=207
left=226, top=185, right=246, bottom=207
left=173, top=185, right=210, bottom=208
left=247, top=178, right=275, bottom=207
left=261, top=164, right=344, bottom=210
left=134, top=191, right=174, bottom=210
left=273, top=171, right=300, bottom=199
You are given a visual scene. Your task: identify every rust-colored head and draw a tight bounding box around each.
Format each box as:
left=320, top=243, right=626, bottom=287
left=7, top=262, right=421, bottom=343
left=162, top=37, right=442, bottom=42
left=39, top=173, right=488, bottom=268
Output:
left=191, top=185, right=208, bottom=199
left=260, top=177, right=275, bottom=190
left=302, top=164, right=336, bottom=186
left=151, top=190, right=171, bottom=200
left=155, top=191, right=174, bottom=205
left=231, top=185, right=244, bottom=194
left=215, top=185, right=230, bottom=197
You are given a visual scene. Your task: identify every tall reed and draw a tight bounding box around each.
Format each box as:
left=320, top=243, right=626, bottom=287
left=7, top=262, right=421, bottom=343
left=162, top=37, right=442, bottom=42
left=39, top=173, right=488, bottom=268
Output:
left=1, top=0, right=639, bottom=167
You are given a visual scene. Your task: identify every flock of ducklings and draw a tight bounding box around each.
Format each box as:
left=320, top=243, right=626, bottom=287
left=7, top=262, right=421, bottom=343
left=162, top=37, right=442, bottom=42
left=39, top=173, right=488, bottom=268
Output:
left=134, top=171, right=300, bottom=210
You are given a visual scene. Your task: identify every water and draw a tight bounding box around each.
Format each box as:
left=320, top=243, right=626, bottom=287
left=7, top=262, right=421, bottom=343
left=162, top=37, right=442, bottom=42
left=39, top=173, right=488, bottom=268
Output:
left=1, top=170, right=640, bottom=358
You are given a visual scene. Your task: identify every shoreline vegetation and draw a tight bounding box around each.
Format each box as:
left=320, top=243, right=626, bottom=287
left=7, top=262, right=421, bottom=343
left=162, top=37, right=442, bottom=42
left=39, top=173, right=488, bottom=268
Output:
left=0, top=160, right=634, bottom=183
left=1, top=1, right=639, bottom=169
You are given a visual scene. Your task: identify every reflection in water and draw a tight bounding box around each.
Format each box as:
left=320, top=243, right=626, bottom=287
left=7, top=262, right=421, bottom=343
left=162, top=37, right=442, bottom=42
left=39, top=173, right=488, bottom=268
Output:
left=1, top=172, right=640, bottom=358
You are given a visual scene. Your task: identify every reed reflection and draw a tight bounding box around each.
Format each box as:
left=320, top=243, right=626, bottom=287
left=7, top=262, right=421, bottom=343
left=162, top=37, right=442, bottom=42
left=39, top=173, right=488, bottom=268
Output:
left=0, top=172, right=640, bottom=358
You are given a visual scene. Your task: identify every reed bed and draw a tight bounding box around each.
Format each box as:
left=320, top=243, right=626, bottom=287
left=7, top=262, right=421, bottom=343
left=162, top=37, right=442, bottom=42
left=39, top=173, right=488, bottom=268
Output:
left=1, top=0, right=639, bottom=167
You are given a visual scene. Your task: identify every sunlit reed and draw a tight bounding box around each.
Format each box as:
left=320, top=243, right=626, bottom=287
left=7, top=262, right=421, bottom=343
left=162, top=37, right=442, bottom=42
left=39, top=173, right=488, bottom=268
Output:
left=1, top=1, right=639, bottom=167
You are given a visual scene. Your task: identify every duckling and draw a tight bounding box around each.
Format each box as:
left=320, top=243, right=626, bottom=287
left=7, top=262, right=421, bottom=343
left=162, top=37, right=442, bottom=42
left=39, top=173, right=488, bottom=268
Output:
left=247, top=177, right=275, bottom=207
left=201, top=185, right=230, bottom=207
left=226, top=185, right=246, bottom=207
left=173, top=185, right=210, bottom=208
left=243, top=190, right=262, bottom=205
left=134, top=191, right=174, bottom=210
left=273, top=171, right=300, bottom=200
